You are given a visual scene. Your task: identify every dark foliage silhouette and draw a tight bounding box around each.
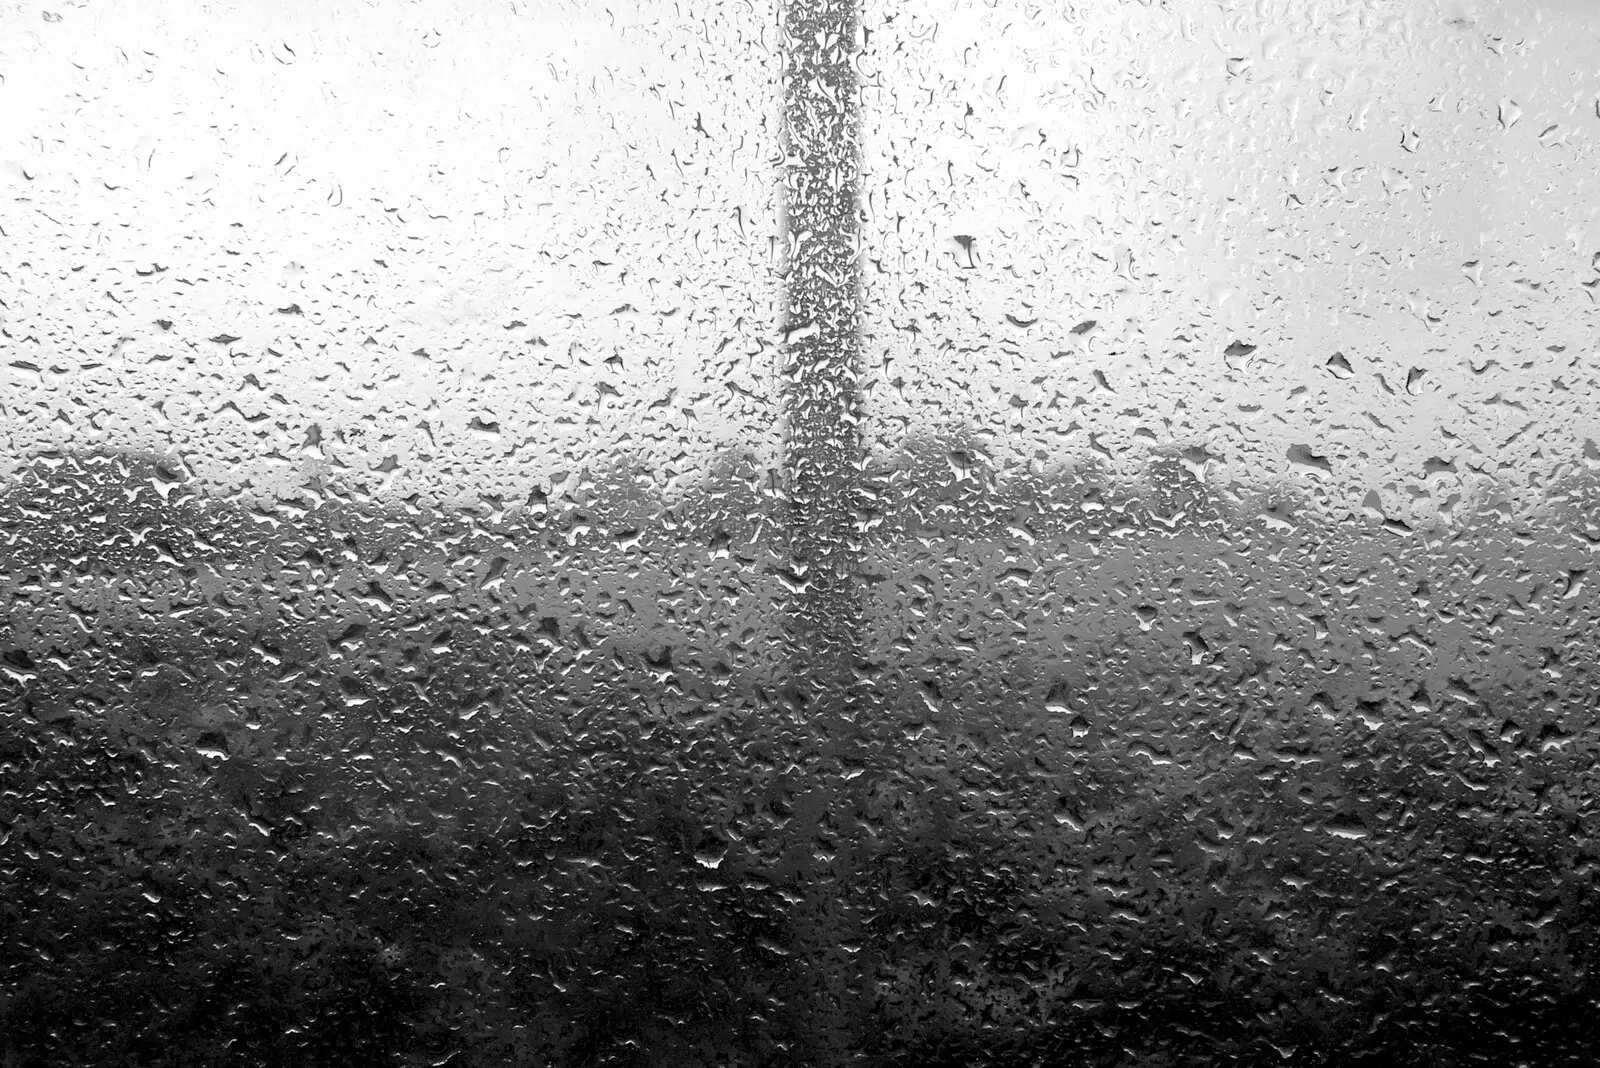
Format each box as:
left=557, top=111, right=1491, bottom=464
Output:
left=2, top=448, right=1598, bottom=1066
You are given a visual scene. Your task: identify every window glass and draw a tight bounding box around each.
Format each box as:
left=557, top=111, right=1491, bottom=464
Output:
left=4, top=0, right=1598, bottom=1063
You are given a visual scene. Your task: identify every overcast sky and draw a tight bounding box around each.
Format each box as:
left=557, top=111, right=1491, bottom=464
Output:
left=3, top=0, right=1597, bottom=528
left=857, top=0, right=1600, bottom=525
left=1, top=0, right=783, bottom=506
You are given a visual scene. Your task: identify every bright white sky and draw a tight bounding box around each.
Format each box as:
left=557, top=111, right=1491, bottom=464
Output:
left=3, top=0, right=1598, bottom=527
left=0, top=0, right=783, bottom=506
left=858, top=0, right=1600, bottom=526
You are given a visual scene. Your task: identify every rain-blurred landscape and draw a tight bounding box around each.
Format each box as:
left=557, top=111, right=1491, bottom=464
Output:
left=3, top=447, right=1599, bottom=1065
left=6, top=0, right=1600, bottom=1063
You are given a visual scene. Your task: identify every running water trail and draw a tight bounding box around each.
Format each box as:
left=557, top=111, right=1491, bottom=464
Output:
left=779, top=0, right=864, bottom=733
left=777, top=0, right=869, bottom=1054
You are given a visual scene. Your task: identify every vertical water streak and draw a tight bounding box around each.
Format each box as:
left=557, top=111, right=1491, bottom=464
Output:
left=779, top=0, right=864, bottom=719
left=777, top=0, right=868, bottom=1055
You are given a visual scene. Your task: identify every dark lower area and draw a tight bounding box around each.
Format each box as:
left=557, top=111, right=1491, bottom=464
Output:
left=3, top=454, right=1598, bottom=1065
left=3, top=657, right=1597, bottom=1068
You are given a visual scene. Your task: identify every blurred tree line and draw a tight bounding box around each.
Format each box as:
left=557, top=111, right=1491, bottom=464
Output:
left=1, top=448, right=1598, bottom=1066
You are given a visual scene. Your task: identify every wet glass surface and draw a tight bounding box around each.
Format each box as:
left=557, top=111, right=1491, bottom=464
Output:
left=3, top=0, right=1600, bottom=1064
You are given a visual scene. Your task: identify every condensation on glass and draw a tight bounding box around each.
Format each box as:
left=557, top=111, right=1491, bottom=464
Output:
left=3, top=0, right=1598, bottom=1063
